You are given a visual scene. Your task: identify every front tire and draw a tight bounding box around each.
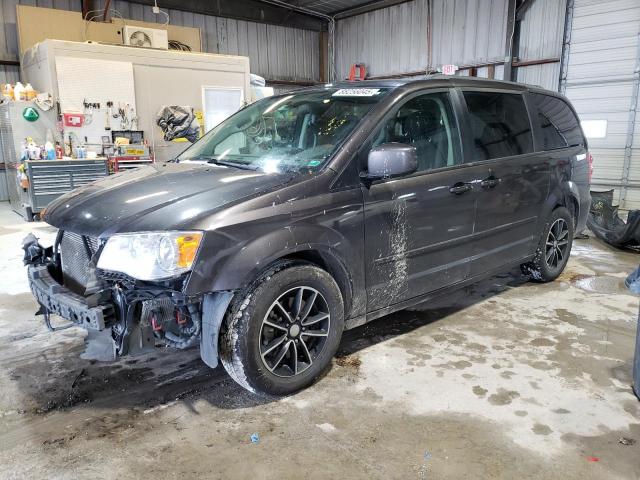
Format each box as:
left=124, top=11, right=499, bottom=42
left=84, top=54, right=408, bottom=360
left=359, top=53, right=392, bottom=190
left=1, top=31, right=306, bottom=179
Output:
left=219, top=261, right=344, bottom=395
left=521, top=206, right=574, bottom=282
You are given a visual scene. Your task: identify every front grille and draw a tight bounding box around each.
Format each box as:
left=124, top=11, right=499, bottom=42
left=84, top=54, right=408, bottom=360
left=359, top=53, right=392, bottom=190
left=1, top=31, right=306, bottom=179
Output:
left=59, top=231, right=102, bottom=295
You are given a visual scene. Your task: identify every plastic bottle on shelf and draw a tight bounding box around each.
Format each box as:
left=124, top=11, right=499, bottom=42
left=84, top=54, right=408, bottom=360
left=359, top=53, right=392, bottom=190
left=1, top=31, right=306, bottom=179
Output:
left=2, top=84, right=13, bottom=100
left=20, top=142, right=28, bottom=160
left=19, top=169, right=29, bottom=189
left=13, top=82, right=25, bottom=101
left=45, top=141, right=55, bottom=160
left=28, top=144, right=40, bottom=160
left=25, top=138, right=40, bottom=160
left=55, top=141, right=63, bottom=159
left=24, top=83, right=36, bottom=100
left=65, top=135, right=73, bottom=157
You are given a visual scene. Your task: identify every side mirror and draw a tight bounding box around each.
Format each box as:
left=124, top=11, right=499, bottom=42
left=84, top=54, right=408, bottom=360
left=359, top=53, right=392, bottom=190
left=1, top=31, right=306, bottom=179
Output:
left=365, top=143, right=418, bottom=179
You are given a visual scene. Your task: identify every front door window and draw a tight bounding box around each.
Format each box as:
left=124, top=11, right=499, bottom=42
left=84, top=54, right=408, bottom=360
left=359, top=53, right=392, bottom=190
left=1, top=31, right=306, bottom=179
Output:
left=371, top=91, right=462, bottom=173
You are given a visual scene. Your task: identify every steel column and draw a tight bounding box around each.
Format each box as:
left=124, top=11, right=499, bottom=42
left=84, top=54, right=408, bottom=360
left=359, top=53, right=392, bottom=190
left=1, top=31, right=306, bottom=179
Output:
left=619, top=28, right=640, bottom=207
left=503, top=0, right=517, bottom=81
left=558, top=0, right=574, bottom=94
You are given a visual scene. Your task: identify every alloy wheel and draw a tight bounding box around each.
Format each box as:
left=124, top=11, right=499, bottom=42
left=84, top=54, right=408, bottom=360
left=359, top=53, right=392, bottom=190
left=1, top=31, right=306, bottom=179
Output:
left=545, top=218, right=570, bottom=269
left=259, top=287, right=330, bottom=377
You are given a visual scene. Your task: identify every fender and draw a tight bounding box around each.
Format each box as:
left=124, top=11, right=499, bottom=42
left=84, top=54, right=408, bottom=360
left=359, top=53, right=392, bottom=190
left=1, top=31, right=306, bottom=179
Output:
left=564, top=180, right=582, bottom=217
left=539, top=181, right=579, bottom=224
left=185, top=223, right=365, bottom=319
left=565, top=180, right=590, bottom=231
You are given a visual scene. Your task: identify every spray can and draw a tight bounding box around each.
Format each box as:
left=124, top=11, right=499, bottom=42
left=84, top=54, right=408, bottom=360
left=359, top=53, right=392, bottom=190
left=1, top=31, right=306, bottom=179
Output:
left=55, top=142, right=63, bottom=159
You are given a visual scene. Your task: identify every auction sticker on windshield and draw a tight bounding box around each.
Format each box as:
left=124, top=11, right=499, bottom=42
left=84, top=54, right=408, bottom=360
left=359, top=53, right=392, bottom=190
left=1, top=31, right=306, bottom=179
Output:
left=333, top=88, right=381, bottom=97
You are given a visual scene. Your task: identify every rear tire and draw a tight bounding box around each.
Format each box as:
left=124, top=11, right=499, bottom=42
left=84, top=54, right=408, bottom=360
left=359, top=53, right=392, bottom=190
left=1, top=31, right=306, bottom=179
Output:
left=219, top=261, right=344, bottom=395
left=521, top=206, right=574, bottom=282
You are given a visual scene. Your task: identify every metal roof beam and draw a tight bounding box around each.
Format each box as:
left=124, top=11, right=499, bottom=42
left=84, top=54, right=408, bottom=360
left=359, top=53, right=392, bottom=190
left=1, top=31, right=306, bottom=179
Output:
left=124, top=0, right=328, bottom=31
left=333, top=0, right=415, bottom=20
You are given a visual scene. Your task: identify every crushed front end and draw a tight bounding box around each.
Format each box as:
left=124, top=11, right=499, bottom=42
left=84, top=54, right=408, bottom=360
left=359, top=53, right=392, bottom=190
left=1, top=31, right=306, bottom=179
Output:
left=23, top=230, right=203, bottom=359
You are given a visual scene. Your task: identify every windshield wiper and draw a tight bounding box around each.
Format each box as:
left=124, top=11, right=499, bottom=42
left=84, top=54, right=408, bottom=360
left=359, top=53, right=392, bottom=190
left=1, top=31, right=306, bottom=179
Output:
left=206, top=158, right=258, bottom=170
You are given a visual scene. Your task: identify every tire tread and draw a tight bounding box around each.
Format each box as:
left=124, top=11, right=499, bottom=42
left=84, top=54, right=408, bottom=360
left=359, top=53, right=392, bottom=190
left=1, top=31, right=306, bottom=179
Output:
left=219, top=260, right=343, bottom=395
left=521, top=206, right=574, bottom=283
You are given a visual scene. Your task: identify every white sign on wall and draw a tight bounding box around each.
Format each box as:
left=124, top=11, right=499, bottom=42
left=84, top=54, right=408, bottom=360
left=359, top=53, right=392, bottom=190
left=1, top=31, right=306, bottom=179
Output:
left=441, top=64, right=459, bottom=75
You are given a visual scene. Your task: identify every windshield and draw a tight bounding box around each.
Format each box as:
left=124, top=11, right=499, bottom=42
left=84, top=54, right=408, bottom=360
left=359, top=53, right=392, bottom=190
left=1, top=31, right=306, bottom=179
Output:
left=177, top=87, right=390, bottom=173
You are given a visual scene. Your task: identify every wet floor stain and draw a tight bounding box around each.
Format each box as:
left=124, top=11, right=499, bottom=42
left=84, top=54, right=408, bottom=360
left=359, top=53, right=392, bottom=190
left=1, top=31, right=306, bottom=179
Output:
left=533, top=423, right=553, bottom=436
left=530, top=337, right=555, bottom=347
left=472, top=385, right=487, bottom=397
left=335, top=354, right=362, bottom=370
left=488, top=389, right=520, bottom=406
left=555, top=308, right=581, bottom=324
left=529, top=360, right=556, bottom=371
left=553, top=408, right=571, bottom=414
left=572, top=275, right=627, bottom=295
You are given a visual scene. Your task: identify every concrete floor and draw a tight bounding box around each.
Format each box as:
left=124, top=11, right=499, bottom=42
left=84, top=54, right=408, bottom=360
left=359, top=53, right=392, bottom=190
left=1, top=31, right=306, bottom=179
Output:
left=0, top=201, right=639, bottom=480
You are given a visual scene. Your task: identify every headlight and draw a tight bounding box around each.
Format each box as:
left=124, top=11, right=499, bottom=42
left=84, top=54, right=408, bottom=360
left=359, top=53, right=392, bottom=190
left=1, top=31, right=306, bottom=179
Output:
left=97, top=231, right=203, bottom=281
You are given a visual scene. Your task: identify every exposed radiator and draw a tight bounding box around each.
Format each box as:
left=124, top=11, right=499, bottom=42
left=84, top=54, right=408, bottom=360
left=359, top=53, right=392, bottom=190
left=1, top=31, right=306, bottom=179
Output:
left=59, top=231, right=102, bottom=295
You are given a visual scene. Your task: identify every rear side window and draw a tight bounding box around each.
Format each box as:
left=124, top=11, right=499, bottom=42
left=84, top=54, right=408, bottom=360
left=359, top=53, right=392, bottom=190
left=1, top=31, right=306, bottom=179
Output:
left=530, top=93, right=584, bottom=150
left=463, top=91, right=534, bottom=161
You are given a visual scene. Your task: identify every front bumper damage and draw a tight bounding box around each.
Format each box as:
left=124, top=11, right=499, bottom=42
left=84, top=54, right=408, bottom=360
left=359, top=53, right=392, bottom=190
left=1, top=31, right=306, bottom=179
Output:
left=28, top=263, right=112, bottom=331
left=22, top=233, right=215, bottom=361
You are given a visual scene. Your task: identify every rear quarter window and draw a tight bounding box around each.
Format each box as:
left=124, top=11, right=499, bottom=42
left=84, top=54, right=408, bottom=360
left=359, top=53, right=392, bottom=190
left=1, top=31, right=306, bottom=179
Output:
left=463, top=91, right=534, bottom=161
left=530, top=93, right=584, bottom=150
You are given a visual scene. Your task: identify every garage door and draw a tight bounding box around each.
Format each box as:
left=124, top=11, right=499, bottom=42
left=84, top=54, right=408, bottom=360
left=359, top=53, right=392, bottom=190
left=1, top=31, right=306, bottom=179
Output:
left=562, top=0, right=640, bottom=209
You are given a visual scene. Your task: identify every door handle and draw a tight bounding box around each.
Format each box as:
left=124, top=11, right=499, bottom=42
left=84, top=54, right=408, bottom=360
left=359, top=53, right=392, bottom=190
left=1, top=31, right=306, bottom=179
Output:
left=480, top=177, right=500, bottom=189
left=449, top=182, right=472, bottom=195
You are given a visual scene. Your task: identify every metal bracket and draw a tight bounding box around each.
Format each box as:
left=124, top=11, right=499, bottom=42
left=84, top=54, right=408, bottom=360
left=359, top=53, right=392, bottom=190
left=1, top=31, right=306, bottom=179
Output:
left=38, top=306, right=74, bottom=332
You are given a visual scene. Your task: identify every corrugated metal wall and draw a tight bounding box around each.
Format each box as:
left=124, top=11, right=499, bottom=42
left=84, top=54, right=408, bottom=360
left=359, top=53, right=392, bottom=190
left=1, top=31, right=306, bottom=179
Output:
left=562, top=0, right=640, bottom=209
left=99, top=0, right=320, bottom=82
left=516, top=0, right=566, bottom=90
left=0, top=0, right=320, bottom=83
left=334, top=0, right=509, bottom=80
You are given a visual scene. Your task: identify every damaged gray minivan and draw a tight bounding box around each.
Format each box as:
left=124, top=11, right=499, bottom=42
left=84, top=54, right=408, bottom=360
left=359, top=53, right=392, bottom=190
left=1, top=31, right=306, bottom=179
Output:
left=23, top=77, right=591, bottom=395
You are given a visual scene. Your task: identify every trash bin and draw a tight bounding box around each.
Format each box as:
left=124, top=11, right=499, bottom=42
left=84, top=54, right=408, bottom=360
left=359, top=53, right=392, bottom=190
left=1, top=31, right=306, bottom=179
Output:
left=625, top=266, right=640, bottom=400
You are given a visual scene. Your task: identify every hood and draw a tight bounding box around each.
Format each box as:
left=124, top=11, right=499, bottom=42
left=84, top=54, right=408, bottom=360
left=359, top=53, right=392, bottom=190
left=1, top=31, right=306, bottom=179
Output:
left=43, top=163, right=293, bottom=237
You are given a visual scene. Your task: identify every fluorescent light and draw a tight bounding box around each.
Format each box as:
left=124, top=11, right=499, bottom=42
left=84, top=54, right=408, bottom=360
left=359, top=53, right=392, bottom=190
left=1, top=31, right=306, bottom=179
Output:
left=263, top=95, right=294, bottom=114
left=125, top=191, right=169, bottom=204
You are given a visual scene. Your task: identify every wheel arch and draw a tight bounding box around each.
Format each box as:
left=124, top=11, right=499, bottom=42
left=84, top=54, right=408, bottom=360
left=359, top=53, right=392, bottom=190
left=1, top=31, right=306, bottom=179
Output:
left=544, top=181, right=581, bottom=224
left=278, top=249, right=353, bottom=320
left=191, top=225, right=357, bottom=319
left=237, top=245, right=354, bottom=321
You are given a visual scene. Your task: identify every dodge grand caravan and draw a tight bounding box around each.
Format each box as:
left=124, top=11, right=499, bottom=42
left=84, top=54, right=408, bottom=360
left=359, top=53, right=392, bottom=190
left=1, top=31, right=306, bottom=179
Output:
left=23, top=77, right=591, bottom=395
